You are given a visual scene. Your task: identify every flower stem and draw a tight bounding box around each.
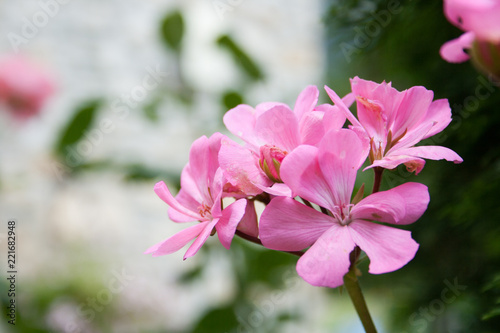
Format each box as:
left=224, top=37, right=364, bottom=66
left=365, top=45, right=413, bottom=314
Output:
left=371, top=167, right=384, bottom=194
left=343, top=250, right=377, bottom=333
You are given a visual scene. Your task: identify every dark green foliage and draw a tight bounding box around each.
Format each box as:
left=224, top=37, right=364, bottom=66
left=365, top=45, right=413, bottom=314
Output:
left=325, top=0, right=500, bottom=331
left=221, top=90, right=244, bottom=111
left=53, top=99, right=101, bottom=166
left=192, top=306, right=240, bottom=333
left=216, top=35, right=264, bottom=81
left=160, top=11, right=184, bottom=52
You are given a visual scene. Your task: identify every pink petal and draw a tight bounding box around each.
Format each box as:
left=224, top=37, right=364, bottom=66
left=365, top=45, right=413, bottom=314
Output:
left=296, top=224, right=355, bottom=288
left=396, top=146, right=463, bottom=164
left=253, top=105, right=301, bottom=151
left=219, top=138, right=270, bottom=196
left=236, top=200, right=259, bottom=238
left=215, top=199, right=247, bottom=249
left=184, top=220, right=219, bottom=259
left=260, top=196, right=335, bottom=251
left=317, top=104, right=347, bottom=131
left=388, top=121, right=434, bottom=153
left=179, top=164, right=204, bottom=206
left=318, top=129, right=368, bottom=205
left=223, top=104, right=257, bottom=140
left=440, top=32, right=475, bottom=63
left=168, top=189, right=201, bottom=222
left=144, top=221, right=212, bottom=257
left=421, top=99, right=453, bottom=139
left=293, top=85, right=319, bottom=120
left=390, top=182, right=430, bottom=225
left=255, top=101, right=288, bottom=117
left=349, top=221, right=419, bottom=274
left=188, top=133, right=224, bottom=203
left=154, top=181, right=202, bottom=221
left=366, top=155, right=426, bottom=173
left=391, top=86, right=434, bottom=137
left=299, top=111, right=326, bottom=146
left=254, top=182, right=293, bottom=197
left=353, top=183, right=429, bottom=225
left=350, top=77, right=400, bottom=139
left=324, top=85, right=362, bottom=128
left=351, top=190, right=407, bottom=224
left=280, top=145, right=337, bottom=211
left=444, top=1, right=500, bottom=42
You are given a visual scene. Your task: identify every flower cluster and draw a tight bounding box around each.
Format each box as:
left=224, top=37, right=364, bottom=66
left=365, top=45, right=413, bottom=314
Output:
left=145, top=78, right=462, bottom=288
left=440, top=0, right=500, bottom=79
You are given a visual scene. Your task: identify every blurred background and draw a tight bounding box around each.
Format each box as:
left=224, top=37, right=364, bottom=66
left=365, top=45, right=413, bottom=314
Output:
left=0, top=0, right=499, bottom=332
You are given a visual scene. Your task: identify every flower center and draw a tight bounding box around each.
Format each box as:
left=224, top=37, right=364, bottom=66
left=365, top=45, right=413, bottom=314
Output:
left=197, top=203, right=212, bottom=218
left=331, top=203, right=354, bottom=226
left=259, top=144, right=288, bottom=183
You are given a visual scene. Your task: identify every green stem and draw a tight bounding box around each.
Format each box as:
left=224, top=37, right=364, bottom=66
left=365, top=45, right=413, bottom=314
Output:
left=236, top=232, right=376, bottom=331
left=343, top=253, right=378, bottom=333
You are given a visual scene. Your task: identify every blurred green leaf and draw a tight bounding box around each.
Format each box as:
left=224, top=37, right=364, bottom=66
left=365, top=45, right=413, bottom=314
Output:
left=216, top=35, right=264, bottom=81
left=160, top=11, right=184, bottom=52
left=54, top=99, right=101, bottom=160
left=192, top=305, right=240, bottom=333
left=231, top=238, right=296, bottom=289
left=221, top=90, right=244, bottom=111
left=122, top=164, right=181, bottom=188
left=177, top=265, right=204, bottom=284
left=482, top=306, right=500, bottom=321
left=143, top=96, right=162, bottom=122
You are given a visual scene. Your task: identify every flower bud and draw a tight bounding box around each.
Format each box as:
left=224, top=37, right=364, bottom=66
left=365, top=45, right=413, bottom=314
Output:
left=259, top=144, right=287, bottom=183
left=470, top=39, right=500, bottom=81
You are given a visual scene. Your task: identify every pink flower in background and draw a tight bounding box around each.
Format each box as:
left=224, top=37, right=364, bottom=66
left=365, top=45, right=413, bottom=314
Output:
left=326, top=77, right=463, bottom=174
left=220, top=85, right=349, bottom=196
left=440, top=0, right=500, bottom=78
left=0, top=56, right=54, bottom=119
left=260, top=129, right=429, bottom=288
left=145, top=133, right=251, bottom=259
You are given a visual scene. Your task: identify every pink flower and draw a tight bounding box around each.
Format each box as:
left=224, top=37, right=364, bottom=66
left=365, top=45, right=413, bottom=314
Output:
left=440, top=0, right=500, bottom=78
left=220, top=85, right=349, bottom=196
left=325, top=77, right=463, bottom=175
left=260, top=129, right=429, bottom=288
left=0, top=56, right=54, bottom=119
left=444, top=0, right=500, bottom=44
left=144, top=133, right=252, bottom=259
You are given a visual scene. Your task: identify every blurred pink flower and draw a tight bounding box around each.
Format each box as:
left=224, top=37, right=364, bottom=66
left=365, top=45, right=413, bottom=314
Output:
left=145, top=133, right=251, bottom=259
left=260, top=129, right=429, bottom=288
left=0, top=56, right=54, bottom=119
left=220, top=85, right=349, bottom=196
left=325, top=77, right=463, bottom=174
left=440, top=0, right=500, bottom=78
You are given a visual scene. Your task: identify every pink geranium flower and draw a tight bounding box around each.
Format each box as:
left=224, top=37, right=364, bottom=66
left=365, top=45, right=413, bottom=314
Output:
left=0, top=56, right=54, bottom=119
left=145, top=133, right=252, bottom=259
left=325, top=77, right=463, bottom=174
left=260, top=129, right=429, bottom=288
left=440, top=0, right=500, bottom=77
left=220, top=85, right=348, bottom=196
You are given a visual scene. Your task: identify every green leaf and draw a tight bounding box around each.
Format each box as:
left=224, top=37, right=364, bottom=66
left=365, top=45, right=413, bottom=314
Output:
left=160, top=11, right=184, bottom=52
left=482, top=306, right=500, bottom=320
left=216, top=35, right=264, bottom=81
left=54, top=99, right=101, bottom=161
left=192, top=305, right=240, bottom=333
left=221, top=90, right=244, bottom=111
left=143, top=96, right=162, bottom=122
left=177, top=265, right=203, bottom=284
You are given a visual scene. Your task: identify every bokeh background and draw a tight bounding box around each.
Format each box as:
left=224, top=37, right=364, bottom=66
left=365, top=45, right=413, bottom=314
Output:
left=0, top=0, right=499, bottom=332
